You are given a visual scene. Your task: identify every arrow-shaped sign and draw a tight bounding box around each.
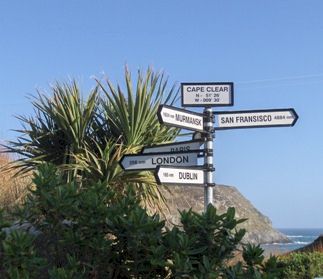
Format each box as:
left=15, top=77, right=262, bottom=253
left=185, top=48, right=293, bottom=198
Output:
left=181, top=82, right=234, bottom=107
left=155, top=166, right=205, bottom=186
left=214, top=108, right=298, bottom=130
left=119, top=150, right=203, bottom=171
left=142, top=140, right=203, bottom=154
left=157, top=105, right=204, bottom=132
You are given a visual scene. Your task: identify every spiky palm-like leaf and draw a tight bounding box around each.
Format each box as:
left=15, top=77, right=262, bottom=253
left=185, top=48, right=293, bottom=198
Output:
left=5, top=68, right=181, bottom=209
left=96, top=67, right=179, bottom=149
left=4, top=81, right=98, bottom=178
left=87, top=68, right=180, bottom=209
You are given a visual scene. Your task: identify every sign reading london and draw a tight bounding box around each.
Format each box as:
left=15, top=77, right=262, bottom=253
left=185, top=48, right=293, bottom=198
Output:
left=214, top=109, right=298, bottom=130
left=119, top=151, right=202, bottom=171
left=181, top=82, right=234, bottom=107
left=155, top=166, right=205, bottom=186
left=157, top=105, right=204, bottom=132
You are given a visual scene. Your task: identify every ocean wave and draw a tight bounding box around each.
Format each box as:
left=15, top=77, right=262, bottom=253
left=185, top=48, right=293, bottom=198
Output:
left=263, top=241, right=310, bottom=246
left=287, top=235, right=316, bottom=238
left=293, top=241, right=310, bottom=245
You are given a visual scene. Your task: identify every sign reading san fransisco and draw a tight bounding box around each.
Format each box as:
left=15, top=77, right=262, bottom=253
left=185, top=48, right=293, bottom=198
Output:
left=119, top=151, right=202, bottom=171
left=181, top=82, right=234, bottom=107
left=157, top=105, right=204, bottom=132
left=142, top=140, right=202, bottom=154
left=155, top=166, right=205, bottom=186
left=214, top=108, right=298, bottom=130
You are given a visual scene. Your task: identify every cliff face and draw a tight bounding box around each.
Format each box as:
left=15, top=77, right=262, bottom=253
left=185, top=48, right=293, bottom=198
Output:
left=160, top=184, right=289, bottom=244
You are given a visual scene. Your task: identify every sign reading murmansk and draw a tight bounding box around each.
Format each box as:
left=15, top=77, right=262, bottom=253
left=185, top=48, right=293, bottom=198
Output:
left=157, top=105, right=204, bottom=132
left=181, top=82, right=234, bottom=107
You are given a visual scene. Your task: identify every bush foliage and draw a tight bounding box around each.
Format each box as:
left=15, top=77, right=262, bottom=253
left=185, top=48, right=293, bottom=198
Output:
left=0, top=164, right=287, bottom=278
left=278, top=252, right=323, bottom=279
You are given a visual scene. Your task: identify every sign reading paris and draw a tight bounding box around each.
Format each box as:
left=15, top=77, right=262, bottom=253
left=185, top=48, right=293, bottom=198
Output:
left=181, top=82, right=234, bottom=107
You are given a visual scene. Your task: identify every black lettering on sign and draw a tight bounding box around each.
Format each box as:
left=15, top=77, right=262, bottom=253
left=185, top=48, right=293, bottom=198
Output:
left=175, top=114, right=201, bottom=125
left=170, top=146, right=190, bottom=152
left=206, top=86, right=229, bottom=93
left=152, top=155, right=189, bottom=165
left=179, top=172, right=198, bottom=180
left=221, top=116, right=234, bottom=124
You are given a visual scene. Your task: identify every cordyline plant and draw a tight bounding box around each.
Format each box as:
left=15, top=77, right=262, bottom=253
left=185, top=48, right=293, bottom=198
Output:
left=3, top=67, right=180, bottom=209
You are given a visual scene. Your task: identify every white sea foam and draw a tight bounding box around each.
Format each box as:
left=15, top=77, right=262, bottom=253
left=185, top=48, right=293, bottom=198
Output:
left=293, top=241, right=310, bottom=245
left=263, top=241, right=310, bottom=246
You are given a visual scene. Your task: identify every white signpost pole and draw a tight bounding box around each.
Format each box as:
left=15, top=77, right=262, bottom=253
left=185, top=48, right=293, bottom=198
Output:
left=203, top=108, right=215, bottom=211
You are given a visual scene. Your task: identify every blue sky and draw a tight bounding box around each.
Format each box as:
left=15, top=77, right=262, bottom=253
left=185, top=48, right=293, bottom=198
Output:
left=1, top=0, right=323, bottom=228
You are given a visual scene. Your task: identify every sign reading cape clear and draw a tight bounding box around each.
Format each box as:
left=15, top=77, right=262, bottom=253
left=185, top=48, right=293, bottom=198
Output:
left=214, top=108, right=298, bottom=130
left=119, top=151, right=202, bottom=171
left=157, top=105, right=204, bottom=132
left=142, top=140, right=203, bottom=154
left=181, top=82, right=234, bottom=107
left=155, top=166, right=205, bottom=186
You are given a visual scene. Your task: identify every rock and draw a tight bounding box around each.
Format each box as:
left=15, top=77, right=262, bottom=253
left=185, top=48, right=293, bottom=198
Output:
left=2, top=221, right=41, bottom=236
left=160, top=184, right=290, bottom=244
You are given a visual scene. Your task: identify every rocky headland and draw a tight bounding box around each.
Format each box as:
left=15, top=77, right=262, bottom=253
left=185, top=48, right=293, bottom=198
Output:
left=160, top=184, right=290, bottom=244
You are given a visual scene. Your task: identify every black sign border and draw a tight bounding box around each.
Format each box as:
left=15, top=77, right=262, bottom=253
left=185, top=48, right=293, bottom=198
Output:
left=213, top=108, right=298, bottom=130
left=181, top=82, right=234, bottom=108
left=119, top=149, right=205, bottom=171
left=141, top=139, right=203, bottom=154
left=157, top=104, right=204, bottom=132
left=154, top=165, right=205, bottom=186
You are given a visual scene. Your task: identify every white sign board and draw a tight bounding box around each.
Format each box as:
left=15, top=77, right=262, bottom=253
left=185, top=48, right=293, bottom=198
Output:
left=142, top=140, right=203, bottom=154
left=119, top=151, right=201, bottom=171
left=214, top=109, right=298, bottom=130
left=181, top=82, right=234, bottom=107
left=157, top=105, right=204, bottom=132
left=155, top=166, right=205, bottom=185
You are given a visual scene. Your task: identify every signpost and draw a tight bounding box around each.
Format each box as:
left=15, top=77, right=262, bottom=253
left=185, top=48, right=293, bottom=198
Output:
left=157, top=105, right=204, bottom=132
left=142, top=140, right=203, bottom=154
left=119, top=79, right=299, bottom=213
left=119, top=151, right=203, bottom=171
left=181, top=82, right=234, bottom=107
left=155, top=166, right=204, bottom=186
left=214, top=109, right=298, bottom=130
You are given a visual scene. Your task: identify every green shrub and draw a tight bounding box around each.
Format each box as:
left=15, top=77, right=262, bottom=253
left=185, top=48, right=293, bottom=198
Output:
left=2, top=230, right=47, bottom=278
left=278, top=252, right=323, bottom=279
left=0, top=164, right=288, bottom=278
left=223, top=244, right=284, bottom=279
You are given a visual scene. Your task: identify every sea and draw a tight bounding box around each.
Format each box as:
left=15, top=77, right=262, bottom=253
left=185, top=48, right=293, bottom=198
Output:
left=261, top=228, right=323, bottom=255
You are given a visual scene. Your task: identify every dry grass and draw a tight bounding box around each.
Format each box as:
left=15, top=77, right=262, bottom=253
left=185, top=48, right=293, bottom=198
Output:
left=0, top=152, right=31, bottom=209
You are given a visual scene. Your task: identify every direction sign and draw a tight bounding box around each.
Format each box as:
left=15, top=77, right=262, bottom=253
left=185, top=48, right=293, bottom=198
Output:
left=142, top=140, right=203, bottom=154
left=214, top=108, right=298, bottom=130
left=181, top=82, right=234, bottom=107
left=157, top=105, right=204, bottom=132
left=119, top=150, right=203, bottom=171
left=155, top=166, right=205, bottom=186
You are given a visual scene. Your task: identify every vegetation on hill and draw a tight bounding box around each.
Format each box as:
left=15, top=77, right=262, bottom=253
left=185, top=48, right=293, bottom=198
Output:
left=0, top=163, right=284, bottom=278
